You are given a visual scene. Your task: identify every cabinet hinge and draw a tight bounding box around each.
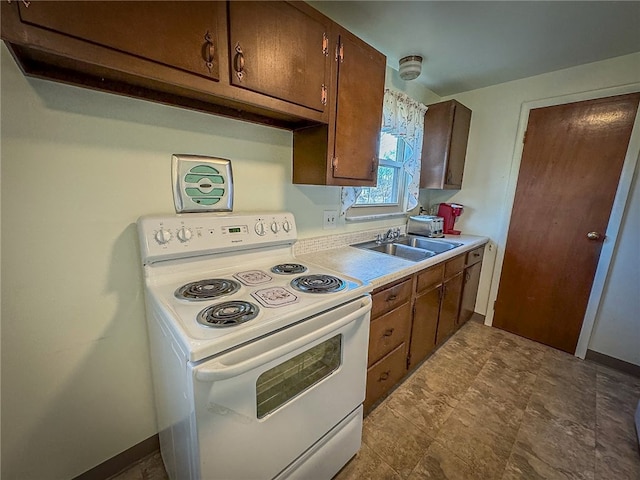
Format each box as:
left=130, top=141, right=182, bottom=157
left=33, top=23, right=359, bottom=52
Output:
left=335, top=40, right=344, bottom=63
left=523, top=129, right=528, bottom=144
left=7, top=0, right=31, bottom=6
left=406, top=353, right=411, bottom=370
left=371, top=157, right=376, bottom=173
left=321, top=84, right=327, bottom=106
left=332, top=156, right=338, bottom=172
left=322, top=32, right=329, bottom=56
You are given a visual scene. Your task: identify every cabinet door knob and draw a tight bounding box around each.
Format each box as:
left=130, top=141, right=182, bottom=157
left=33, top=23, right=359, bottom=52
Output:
left=378, top=370, right=391, bottom=381
left=586, top=231, right=602, bottom=240
left=387, top=294, right=397, bottom=302
left=383, top=328, right=395, bottom=337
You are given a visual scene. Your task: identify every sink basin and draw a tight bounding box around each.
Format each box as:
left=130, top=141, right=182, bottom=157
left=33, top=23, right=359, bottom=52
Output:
left=394, top=236, right=462, bottom=254
left=354, top=235, right=462, bottom=261
left=355, top=241, right=435, bottom=262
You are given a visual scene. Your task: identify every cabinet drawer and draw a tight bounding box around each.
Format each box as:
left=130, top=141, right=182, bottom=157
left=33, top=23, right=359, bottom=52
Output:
left=466, top=246, right=484, bottom=267
left=368, top=303, right=412, bottom=366
left=365, top=343, right=407, bottom=413
left=444, top=254, right=466, bottom=280
left=371, top=279, right=412, bottom=318
left=416, top=264, right=444, bottom=294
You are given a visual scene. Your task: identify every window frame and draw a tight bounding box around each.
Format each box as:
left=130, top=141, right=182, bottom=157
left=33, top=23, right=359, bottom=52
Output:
left=346, top=133, right=410, bottom=220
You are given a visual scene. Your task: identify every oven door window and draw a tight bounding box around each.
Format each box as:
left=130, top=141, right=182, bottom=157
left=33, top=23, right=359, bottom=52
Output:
left=256, top=334, right=342, bottom=418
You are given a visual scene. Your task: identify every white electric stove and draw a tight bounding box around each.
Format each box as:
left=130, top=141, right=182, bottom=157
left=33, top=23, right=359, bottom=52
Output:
left=138, top=212, right=372, bottom=480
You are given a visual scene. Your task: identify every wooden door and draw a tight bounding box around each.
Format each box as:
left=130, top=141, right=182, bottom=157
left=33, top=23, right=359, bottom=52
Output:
left=331, top=28, right=385, bottom=183
left=227, top=1, right=329, bottom=111
left=494, top=93, right=640, bottom=353
left=18, top=1, right=221, bottom=80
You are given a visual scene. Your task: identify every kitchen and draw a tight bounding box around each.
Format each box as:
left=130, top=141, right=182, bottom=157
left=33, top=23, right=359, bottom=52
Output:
left=1, top=1, right=639, bottom=479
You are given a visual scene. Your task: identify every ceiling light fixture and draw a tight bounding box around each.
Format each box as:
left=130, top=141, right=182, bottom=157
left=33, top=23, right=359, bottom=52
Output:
left=399, top=55, right=423, bottom=81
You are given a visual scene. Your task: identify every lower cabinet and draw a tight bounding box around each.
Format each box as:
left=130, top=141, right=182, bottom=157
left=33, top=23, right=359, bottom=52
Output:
left=458, top=246, right=484, bottom=325
left=364, top=245, right=486, bottom=414
left=436, top=255, right=466, bottom=345
left=407, top=263, right=443, bottom=370
left=364, top=278, right=412, bottom=412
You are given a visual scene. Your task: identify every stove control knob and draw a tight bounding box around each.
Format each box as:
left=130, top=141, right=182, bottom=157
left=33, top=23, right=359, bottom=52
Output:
left=154, top=229, right=172, bottom=245
left=270, top=221, right=280, bottom=233
left=282, top=220, right=291, bottom=232
left=177, top=227, right=192, bottom=243
left=254, top=221, right=266, bottom=236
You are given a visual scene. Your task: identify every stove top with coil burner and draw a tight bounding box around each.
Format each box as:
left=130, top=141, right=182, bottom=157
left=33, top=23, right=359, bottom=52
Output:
left=138, top=212, right=371, bottom=361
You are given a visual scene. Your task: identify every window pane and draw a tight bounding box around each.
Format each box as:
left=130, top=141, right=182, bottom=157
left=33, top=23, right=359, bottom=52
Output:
left=379, top=132, right=400, bottom=162
left=355, top=166, right=399, bottom=205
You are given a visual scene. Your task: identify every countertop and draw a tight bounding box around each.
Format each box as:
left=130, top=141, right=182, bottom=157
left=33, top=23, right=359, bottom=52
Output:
left=298, top=234, right=489, bottom=291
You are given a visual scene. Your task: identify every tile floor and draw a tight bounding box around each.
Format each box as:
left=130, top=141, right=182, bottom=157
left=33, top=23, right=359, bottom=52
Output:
left=110, top=318, right=640, bottom=480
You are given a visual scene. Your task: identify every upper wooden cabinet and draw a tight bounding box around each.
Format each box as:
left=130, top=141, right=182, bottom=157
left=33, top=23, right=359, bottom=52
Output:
left=292, top=26, right=385, bottom=186
left=14, top=1, right=221, bottom=81
left=0, top=1, right=342, bottom=128
left=420, top=100, right=472, bottom=189
left=227, top=1, right=330, bottom=112
left=2, top=1, right=387, bottom=184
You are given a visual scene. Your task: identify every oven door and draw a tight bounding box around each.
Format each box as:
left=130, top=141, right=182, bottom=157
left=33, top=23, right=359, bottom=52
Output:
left=190, top=295, right=372, bottom=480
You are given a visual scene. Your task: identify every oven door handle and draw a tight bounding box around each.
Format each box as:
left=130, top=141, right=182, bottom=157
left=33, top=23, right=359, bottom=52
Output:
left=195, top=296, right=372, bottom=382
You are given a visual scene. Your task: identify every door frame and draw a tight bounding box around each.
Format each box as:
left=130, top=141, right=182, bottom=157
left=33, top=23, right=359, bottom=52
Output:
left=485, top=83, right=640, bottom=358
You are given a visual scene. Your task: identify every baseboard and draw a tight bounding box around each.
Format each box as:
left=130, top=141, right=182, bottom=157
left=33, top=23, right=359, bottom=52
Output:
left=72, top=434, right=159, bottom=480
left=585, top=349, right=640, bottom=378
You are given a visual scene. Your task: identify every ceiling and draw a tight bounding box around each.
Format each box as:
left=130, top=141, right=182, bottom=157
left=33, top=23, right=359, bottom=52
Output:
left=309, top=1, right=640, bottom=96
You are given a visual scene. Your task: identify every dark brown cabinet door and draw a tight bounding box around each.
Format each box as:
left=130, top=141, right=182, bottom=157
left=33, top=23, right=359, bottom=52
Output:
left=17, top=1, right=220, bottom=80
left=331, top=28, right=385, bottom=184
left=459, top=262, right=481, bottom=325
left=420, top=100, right=472, bottom=189
left=408, top=287, right=440, bottom=370
left=228, top=1, right=330, bottom=111
left=436, top=273, right=463, bottom=345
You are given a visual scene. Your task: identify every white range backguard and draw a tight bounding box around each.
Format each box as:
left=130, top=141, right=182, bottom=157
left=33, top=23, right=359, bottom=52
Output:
left=138, top=212, right=372, bottom=480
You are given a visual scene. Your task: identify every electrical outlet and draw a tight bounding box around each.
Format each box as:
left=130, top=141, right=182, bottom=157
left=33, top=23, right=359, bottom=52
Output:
left=323, top=210, right=338, bottom=230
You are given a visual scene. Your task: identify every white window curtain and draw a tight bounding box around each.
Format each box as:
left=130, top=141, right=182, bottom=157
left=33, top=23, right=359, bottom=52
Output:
left=340, top=89, right=428, bottom=216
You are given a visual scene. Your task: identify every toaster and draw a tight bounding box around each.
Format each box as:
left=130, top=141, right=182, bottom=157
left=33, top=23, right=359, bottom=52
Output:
left=407, top=215, right=444, bottom=238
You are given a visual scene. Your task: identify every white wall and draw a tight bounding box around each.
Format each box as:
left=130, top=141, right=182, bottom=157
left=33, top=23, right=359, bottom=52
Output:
left=588, top=164, right=640, bottom=365
left=420, top=52, right=640, bottom=364
left=0, top=45, right=437, bottom=479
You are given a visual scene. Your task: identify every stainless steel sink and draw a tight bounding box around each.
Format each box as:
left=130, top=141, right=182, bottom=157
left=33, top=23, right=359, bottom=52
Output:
left=354, top=235, right=462, bottom=261
left=394, top=236, right=462, bottom=254
left=355, top=241, right=435, bottom=262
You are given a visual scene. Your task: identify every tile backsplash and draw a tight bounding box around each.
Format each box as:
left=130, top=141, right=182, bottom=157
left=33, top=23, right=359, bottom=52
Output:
left=294, top=225, right=406, bottom=255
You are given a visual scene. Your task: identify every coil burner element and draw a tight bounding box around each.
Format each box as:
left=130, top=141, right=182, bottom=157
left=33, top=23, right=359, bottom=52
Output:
left=197, top=301, right=259, bottom=327
left=175, top=279, right=241, bottom=301
left=270, top=263, right=308, bottom=275
left=290, top=274, right=346, bottom=294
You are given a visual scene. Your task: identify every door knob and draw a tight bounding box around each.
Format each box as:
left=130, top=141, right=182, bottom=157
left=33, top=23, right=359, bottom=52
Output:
left=586, top=231, right=602, bottom=240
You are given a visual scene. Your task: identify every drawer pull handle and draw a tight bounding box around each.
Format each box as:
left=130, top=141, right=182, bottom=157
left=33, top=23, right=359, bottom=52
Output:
left=378, top=370, right=391, bottom=381
left=203, top=31, right=215, bottom=73
left=387, top=294, right=397, bottom=301
left=383, top=328, right=395, bottom=337
left=233, top=42, right=245, bottom=81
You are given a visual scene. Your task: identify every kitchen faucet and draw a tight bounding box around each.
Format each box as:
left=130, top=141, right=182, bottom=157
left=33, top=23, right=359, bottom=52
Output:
left=376, top=227, right=401, bottom=244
